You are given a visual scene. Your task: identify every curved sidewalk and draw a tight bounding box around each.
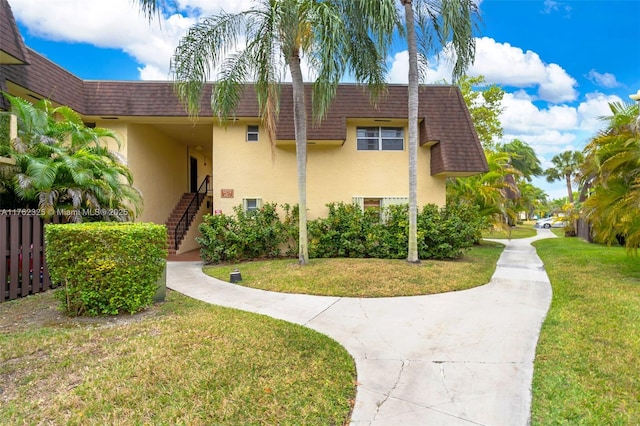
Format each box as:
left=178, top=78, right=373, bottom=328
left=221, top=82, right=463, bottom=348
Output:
left=166, top=228, right=555, bottom=425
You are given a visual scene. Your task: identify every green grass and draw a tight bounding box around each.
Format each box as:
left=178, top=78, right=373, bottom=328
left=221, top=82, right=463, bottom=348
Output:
left=0, top=291, right=356, bottom=425
left=482, top=224, right=537, bottom=239
left=0, top=241, right=506, bottom=424
left=532, top=237, right=640, bottom=424
left=203, top=241, right=504, bottom=297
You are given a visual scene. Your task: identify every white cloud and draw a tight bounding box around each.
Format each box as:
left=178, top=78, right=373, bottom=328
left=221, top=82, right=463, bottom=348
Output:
left=469, top=37, right=578, bottom=103
left=138, top=65, right=170, bottom=81
left=387, top=51, right=409, bottom=84
left=177, top=0, right=254, bottom=15
left=586, top=70, right=621, bottom=88
left=577, top=92, right=622, bottom=133
left=10, top=0, right=200, bottom=80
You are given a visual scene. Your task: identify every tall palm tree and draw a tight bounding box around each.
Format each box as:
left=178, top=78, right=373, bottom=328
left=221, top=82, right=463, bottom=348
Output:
left=135, top=0, right=397, bottom=265
left=1, top=94, right=142, bottom=220
left=544, top=150, right=584, bottom=204
left=399, top=0, right=478, bottom=262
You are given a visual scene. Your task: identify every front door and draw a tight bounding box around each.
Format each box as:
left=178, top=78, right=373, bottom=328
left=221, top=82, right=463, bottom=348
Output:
left=190, top=156, right=198, bottom=193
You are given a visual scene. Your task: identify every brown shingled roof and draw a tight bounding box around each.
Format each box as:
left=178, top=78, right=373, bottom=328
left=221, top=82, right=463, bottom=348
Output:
left=0, top=0, right=487, bottom=176
left=0, top=0, right=29, bottom=65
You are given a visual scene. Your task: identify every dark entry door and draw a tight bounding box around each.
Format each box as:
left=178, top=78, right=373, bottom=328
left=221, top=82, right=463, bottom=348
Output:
left=190, top=156, right=198, bottom=192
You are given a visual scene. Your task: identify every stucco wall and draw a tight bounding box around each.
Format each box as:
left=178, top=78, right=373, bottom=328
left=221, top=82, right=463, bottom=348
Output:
left=212, top=120, right=446, bottom=219
left=125, top=123, right=189, bottom=224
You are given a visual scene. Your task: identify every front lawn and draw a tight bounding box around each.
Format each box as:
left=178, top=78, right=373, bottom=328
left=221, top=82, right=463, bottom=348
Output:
left=203, top=241, right=504, bottom=297
left=0, top=291, right=355, bottom=425
left=532, top=237, right=640, bottom=424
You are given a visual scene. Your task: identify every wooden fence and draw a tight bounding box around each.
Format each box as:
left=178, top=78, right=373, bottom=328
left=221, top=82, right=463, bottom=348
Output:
left=1, top=213, right=62, bottom=303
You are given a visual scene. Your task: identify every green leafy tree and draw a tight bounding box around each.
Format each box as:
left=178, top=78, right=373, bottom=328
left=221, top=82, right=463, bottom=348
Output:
left=580, top=101, right=640, bottom=248
left=135, top=0, right=397, bottom=265
left=458, top=75, right=505, bottom=150
left=400, top=0, right=479, bottom=262
left=544, top=150, right=584, bottom=204
left=0, top=94, right=141, bottom=220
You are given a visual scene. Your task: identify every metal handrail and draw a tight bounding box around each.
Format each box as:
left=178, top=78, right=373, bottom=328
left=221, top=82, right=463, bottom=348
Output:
left=174, top=175, right=210, bottom=250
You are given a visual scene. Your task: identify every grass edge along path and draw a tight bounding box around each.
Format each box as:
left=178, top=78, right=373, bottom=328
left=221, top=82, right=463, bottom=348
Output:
left=531, top=237, right=640, bottom=424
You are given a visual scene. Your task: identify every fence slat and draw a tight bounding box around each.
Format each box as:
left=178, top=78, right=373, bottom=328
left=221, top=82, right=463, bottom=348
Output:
left=1, top=216, right=8, bottom=301
left=33, top=215, right=43, bottom=293
left=9, top=215, right=19, bottom=300
left=21, top=215, right=31, bottom=297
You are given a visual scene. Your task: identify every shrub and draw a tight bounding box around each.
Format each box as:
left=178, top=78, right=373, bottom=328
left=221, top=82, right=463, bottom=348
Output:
left=417, top=204, right=479, bottom=259
left=308, top=202, right=368, bottom=258
left=197, top=203, right=289, bottom=263
left=198, top=201, right=485, bottom=263
left=45, top=222, right=167, bottom=316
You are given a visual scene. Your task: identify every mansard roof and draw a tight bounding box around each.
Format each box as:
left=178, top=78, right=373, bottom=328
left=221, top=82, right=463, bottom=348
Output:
left=0, top=0, right=487, bottom=176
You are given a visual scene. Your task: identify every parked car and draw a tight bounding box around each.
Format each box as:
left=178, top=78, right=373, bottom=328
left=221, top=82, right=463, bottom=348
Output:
left=534, top=217, right=567, bottom=229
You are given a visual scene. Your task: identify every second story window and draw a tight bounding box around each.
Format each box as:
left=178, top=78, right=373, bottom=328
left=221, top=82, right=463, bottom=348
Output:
left=247, top=125, right=259, bottom=142
left=357, top=127, right=404, bottom=151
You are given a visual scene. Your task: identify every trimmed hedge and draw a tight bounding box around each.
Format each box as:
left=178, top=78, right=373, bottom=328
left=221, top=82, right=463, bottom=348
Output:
left=45, top=222, right=167, bottom=316
left=198, top=201, right=485, bottom=263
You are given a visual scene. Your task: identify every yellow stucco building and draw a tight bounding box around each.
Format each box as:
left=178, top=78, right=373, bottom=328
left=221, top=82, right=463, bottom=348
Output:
left=0, top=0, right=487, bottom=254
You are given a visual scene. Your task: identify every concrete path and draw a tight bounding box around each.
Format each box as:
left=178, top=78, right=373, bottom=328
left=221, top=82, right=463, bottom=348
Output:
left=166, top=228, right=555, bottom=425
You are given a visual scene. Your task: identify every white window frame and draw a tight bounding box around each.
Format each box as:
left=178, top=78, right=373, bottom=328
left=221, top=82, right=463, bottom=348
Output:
left=353, top=196, right=408, bottom=220
left=247, top=125, right=259, bottom=142
left=356, top=126, right=404, bottom=151
left=242, top=197, right=262, bottom=212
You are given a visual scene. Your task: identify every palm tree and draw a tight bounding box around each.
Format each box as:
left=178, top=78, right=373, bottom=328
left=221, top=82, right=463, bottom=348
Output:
left=498, top=139, right=543, bottom=181
left=544, top=150, right=584, bottom=204
left=399, top=0, right=478, bottom=262
left=135, top=0, right=397, bottom=265
left=447, top=150, right=520, bottom=226
left=1, top=94, right=142, bottom=220
left=580, top=101, right=640, bottom=248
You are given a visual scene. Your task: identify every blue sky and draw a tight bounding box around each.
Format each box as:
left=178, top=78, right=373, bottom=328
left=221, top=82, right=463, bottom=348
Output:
left=9, top=0, right=640, bottom=200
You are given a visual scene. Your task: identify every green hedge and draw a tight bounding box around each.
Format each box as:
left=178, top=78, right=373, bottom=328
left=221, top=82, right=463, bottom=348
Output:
left=197, top=203, right=292, bottom=263
left=45, top=222, right=167, bottom=316
left=0, top=112, right=12, bottom=152
left=198, top=202, right=485, bottom=263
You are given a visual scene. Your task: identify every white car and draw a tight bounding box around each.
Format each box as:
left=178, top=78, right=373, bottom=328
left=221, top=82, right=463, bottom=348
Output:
left=535, top=217, right=566, bottom=229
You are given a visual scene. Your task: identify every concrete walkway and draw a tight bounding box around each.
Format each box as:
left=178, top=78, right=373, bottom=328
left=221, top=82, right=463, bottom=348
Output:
left=166, top=228, right=555, bottom=425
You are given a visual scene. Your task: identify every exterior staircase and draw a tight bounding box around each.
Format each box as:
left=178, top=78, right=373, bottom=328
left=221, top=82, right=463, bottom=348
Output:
left=165, top=193, right=205, bottom=255
left=165, top=176, right=211, bottom=255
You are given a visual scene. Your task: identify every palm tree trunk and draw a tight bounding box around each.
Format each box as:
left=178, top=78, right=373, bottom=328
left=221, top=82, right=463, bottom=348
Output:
left=565, top=174, right=574, bottom=203
left=289, top=52, right=309, bottom=265
left=403, top=0, right=419, bottom=263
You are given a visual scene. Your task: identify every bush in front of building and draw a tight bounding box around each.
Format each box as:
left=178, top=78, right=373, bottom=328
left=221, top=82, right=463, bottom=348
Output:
left=417, top=203, right=486, bottom=259
left=198, top=202, right=288, bottom=263
left=309, top=202, right=483, bottom=260
left=198, top=201, right=485, bottom=263
left=45, top=222, right=167, bottom=316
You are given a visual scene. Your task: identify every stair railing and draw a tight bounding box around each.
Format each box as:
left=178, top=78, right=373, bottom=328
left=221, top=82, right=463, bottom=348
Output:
left=174, top=175, right=210, bottom=250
